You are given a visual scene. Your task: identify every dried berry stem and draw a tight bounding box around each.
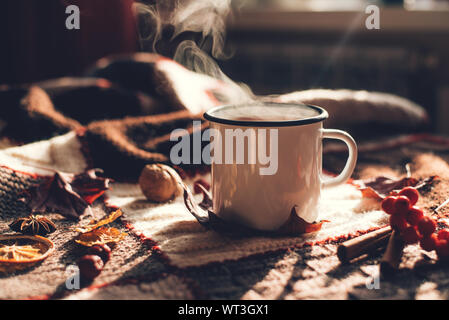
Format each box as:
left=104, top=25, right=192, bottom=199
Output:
left=434, top=197, right=449, bottom=213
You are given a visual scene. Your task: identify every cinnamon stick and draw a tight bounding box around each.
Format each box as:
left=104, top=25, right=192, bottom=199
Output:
left=337, top=226, right=391, bottom=263
left=380, top=230, right=405, bottom=277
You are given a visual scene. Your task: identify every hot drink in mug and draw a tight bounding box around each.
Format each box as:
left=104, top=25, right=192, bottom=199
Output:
left=203, top=102, right=357, bottom=231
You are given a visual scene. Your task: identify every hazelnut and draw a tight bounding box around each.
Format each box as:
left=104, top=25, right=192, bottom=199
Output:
left=138, top=164, right=183, bottom=202
left=78, top=255, right=104, bottom=280
left=87, top=244, right=111, bottom=263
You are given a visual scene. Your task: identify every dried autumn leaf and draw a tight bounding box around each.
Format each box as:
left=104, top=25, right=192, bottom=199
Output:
left=21, top=169, right=111, bottom=220
left=70, top=169, right=111, bottom=204
left=182, top=183, right=325, bottom=236
left=359, top=175, right=438, bottom=200
left=75, top=227, right=127, bottom=247
left=277, top=206, right=327, bottom=235
left=75, top=209, right=123, bottom=233
left=360, top=187, right=386, bottom=201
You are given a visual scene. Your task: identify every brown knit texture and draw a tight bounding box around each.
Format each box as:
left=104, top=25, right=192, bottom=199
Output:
left=0, top=146, right=449, bottom=299
left=81, top=111, right=208, bottom=180
left=0, top=53, right=443, bottom=299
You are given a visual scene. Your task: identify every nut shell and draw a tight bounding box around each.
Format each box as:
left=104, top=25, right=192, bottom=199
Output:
left=138, top=164, right=183, bottom=202
left=78, top=255, right=104, bottom=280
left=87, top=244, right=111, bottom=263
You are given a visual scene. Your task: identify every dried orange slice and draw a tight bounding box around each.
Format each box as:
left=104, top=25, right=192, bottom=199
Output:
left=0, top=235, right=54, bottom=273
left=75, top=227, right=127, bottom=247
left=75, top=209, right=123, bottom=233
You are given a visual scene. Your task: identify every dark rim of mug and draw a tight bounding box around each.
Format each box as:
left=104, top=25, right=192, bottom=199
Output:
left=203, top=103, right=329, bottom=127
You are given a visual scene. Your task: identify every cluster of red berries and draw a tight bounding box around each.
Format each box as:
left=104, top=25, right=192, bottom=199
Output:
left=78, top=244, right=112, bottom=281
left=381, top=187, right=449, bottom=260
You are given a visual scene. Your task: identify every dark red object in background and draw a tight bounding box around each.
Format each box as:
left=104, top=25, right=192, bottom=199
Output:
left=0, top=0, right=138, bottom=85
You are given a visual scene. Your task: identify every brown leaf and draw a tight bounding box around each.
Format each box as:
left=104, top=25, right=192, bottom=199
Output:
left=182, top=183, right=324, bottom=237
left=75, top=227, right=127, bottom=247
left=360, top=187, right=385, bottom=201
left=359, top=175, right=438, bottom=200
left=20, top=169, right=111, bottom=220
left=277, top=206, right=326, bottom=235
left=70, top=169, right=111, bottom=204
left=22, top=173, right=90, bottom=220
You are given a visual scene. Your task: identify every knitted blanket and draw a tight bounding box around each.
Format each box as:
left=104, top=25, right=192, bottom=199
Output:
left=0, top=53, right=429, bottom=180
left=0, top=53, right=446, bottom=299
left=1, top=132, right=449, bottom=300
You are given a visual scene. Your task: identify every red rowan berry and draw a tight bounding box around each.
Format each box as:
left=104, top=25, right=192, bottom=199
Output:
left=437, top=229, right=449, bottom=241
left=398, top=187, right=419, bottom=206
left=405, top=206, right=424, bottom=226
left=420, top=234, right=438, bottom=252
left=436, top=239, right=449, bottom=260
left=417, top=216, right=436, bottom=237
left=381, top=196, right=397, bottom=215
left=390, top=214, right=408, bottom=232
left=394, top=196, right=411, bottom=216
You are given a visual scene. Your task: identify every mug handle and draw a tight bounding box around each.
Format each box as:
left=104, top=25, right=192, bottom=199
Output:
left=321, top=129, right=358, bottom=188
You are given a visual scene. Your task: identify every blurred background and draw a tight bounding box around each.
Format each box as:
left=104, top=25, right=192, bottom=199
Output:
left=1, top=0, right=448, bottom=133
left=219, top=0, right=449, bottom=133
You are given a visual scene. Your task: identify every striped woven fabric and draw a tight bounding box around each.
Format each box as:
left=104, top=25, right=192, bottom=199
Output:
left=0, top=53, right=446, bottom=299
left=0, top=132, right=449, bottom=299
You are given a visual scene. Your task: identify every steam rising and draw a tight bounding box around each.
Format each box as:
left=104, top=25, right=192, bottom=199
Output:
left=170, top=0, right=231, bottom=60
left=173, top=40, right=254, bottom=104
left=134, top=0, right=254, bottom=104
left=135, top=0, right=230, bottom=59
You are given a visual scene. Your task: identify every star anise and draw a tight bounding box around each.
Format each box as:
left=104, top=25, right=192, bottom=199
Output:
left=9, top=215, right=57, bottom=236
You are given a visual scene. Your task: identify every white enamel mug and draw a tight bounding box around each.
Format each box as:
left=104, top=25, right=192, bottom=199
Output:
left=203, top=102, right=357, bottom=231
